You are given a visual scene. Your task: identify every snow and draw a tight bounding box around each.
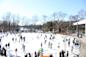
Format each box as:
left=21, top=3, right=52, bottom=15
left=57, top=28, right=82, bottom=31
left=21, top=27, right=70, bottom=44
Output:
left=0, top=32, right=80, bottom=57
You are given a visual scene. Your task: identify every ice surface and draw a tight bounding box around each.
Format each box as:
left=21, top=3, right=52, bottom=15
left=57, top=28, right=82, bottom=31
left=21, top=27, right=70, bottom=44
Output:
left=0, top=32, right=80, bottom=57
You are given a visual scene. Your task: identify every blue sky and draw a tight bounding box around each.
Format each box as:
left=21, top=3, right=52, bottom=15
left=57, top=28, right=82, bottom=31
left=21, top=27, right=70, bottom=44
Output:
left=0, top=0, right=86, bottom=25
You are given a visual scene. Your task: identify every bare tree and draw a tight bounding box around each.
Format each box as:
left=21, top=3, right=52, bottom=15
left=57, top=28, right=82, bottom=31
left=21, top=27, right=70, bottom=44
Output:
left=2, top=12, right=20, bottom=32
left=2, top=12, right=12, bottom=31
left=52, top=12, right=67, bottom=33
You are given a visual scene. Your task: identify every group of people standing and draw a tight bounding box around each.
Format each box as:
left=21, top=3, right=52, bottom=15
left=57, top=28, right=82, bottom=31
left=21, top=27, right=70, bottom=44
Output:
left=0, top=40, right=10, bottom=57
left=59, top=50, right=69, bottom=57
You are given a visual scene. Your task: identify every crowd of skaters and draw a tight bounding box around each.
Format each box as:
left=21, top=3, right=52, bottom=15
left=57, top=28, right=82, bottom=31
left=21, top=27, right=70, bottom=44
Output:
left=0, top=32, right=80, bottom=57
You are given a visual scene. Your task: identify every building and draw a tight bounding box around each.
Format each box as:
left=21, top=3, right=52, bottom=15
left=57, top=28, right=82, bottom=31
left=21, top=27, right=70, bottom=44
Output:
left=73, top=19, right=86, bottom=35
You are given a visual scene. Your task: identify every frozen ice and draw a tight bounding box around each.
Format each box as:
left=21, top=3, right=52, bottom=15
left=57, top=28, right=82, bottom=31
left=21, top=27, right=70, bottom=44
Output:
left=0, top=32, right=80, bottom=57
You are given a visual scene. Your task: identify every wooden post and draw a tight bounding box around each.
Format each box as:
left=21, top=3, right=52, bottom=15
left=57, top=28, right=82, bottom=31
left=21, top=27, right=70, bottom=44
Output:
left=85, top=24, right=86, bottom=36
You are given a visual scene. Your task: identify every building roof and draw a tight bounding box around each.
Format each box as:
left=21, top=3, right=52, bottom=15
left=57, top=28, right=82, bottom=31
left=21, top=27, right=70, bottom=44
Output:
left=73, top=19, right=86, bottom=25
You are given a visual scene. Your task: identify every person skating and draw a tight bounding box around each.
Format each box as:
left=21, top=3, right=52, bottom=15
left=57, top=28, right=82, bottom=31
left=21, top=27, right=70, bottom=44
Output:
left=68, top=39, right=70, bottom=46
left=66, top=51, right=69, bottom=57
left=62, top=50, right=65, bottom=57
left=59, top=52, right=62, bottom=57
left=38, top=51, right=40, bottom=57
left=22, top=44, right=25, bottom=52
left=0, top=45, right=2, bottom=55
left=8, top=43, right=10, bottom=47
left=2, top=47, right=6, bottom=56
left=73, top=38, right=75, bottom=44
left=23, top=37, right=25, bottom=42
left=12, top=38, right=14, bottom=41
left=15, top=48, right=17, bottom=57
left=44, top=39, right=47, bottom=44
left=25, top=54, right=28, bottom=57
left=28, top=53, right=31, bottom=57
left=34, top=51, right=37, bottom=57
